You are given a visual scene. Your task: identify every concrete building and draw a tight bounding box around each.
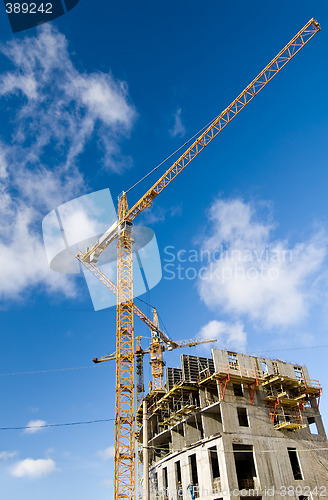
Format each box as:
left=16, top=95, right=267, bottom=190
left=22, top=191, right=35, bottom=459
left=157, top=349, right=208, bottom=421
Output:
left=137, top=349, right=328, bottom=500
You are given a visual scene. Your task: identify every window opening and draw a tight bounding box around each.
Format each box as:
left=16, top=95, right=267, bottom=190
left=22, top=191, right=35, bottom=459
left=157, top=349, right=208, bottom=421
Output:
left=288, top=448, right=303, bottom=480
left=209, top=446, right=220, bottom=478
left=233, top=383, right=244, bottom=397
left=261, top=361, right=267, bottom=374
left=175, top=460, right=182, bottom=495
left=176, top=423, right=185, bottom=437
left=189, top=453, right=199, bottom=497
left=294, top=366, right=303, bottom=382
left=151, top=472, right=158, bottom=496
left=237, top=407, right=249, bottom=427
left=228, top=352, right=239, bottom=369
left=233, top=444, right=257, bottom=490
left=272, top=361, right=279, bottom=375
left=163, top=466, right=168, bottom=491
left=308, top=417, right=319, bottom=435
left=195, top=415, right=204, bottom=439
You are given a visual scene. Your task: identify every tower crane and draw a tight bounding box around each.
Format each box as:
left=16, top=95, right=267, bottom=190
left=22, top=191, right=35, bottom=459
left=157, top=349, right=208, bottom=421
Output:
left=77, top=19, right=320, bottom=500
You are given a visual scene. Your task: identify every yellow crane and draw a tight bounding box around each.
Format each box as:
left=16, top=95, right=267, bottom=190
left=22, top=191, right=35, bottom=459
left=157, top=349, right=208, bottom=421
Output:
left=77, top=19, right=320, bottom=500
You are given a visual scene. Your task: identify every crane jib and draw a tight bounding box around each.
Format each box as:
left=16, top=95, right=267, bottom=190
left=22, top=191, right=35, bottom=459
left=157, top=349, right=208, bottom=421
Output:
left=79, top=18, right=320, bottom=266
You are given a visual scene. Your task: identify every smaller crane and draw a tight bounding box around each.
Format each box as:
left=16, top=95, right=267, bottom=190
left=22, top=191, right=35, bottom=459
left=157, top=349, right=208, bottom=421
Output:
left=92, top=311, right=215, bottom=399
left=77, top=253, right=216, bottom=394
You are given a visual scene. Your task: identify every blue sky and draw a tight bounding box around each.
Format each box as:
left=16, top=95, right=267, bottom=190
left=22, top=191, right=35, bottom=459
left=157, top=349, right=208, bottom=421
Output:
left=0, top=1, right=328, bottom=498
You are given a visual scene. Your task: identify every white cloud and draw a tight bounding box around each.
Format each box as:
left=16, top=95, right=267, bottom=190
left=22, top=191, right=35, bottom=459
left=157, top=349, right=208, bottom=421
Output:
left=23, top=420, right=47, bottom=434
left=0, top=25, right=135, bottom=302
left=0, top=451, right=18, bottom=461
left=0, top=26, right=135, bottom=172
left=169, top=108, right=185, bottom=138
left=197, top=198, right=327, bottom=328
left=101, top=478, right=113, bottom=488
left=97, top=446, right=115, bottom=461
left=198, top=320, right=247, bottom=351
left=0, top=143, right=8, bottom=178
left=0, top=205, right=76, bottom=301
left=11, top=458, right=56, bottom=478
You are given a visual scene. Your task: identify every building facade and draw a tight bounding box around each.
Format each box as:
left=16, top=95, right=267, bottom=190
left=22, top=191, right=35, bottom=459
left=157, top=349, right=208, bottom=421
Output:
left=137, top=349, right=328, bottom=500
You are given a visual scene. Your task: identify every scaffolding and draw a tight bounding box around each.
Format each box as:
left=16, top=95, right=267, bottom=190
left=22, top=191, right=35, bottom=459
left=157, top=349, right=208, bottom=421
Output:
left=261, top=373, right=322, bottom=431
left=198, top=362, right=263, bottom=404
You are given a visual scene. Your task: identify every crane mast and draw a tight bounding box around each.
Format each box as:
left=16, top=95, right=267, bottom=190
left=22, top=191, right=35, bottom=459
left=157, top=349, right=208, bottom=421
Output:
left=77, top=19, right=321, bottom=500
left=149, top=308, right=165, bottom=390
left=114, top=194, right=135, bottom=499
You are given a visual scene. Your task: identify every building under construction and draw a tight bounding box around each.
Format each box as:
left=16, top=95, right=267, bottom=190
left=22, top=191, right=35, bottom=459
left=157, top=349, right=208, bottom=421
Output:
left=137, top=349, right=328, bottom=499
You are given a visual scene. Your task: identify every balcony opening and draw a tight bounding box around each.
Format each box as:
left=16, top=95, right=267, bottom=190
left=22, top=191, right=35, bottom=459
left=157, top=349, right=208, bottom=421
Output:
left=288, top=448, right=303, bottom=480
left=237, top=407, right=249, bottom=427
left=233, top=444, right=257, bottom=490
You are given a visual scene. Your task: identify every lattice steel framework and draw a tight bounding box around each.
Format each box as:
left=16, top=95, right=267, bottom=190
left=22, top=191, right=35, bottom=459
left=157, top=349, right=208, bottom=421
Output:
left=149, top=309, right=165, bottom=390
left=114, top=193, right=135, bottom=500
left=80, top=19, right=320, bottom=267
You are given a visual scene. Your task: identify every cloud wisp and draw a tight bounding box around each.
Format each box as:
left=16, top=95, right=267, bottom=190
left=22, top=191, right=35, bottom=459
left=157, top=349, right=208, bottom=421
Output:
left=169, top=108, right=185, bottom=138
left=23, top=420, right=47, bottom=435
left=0, top=451, right=18, bottom=461
left=197, top=198, right=327, bottom=329
left=10, top=458, right=56, bottom=478
left=0, top=25, right=135, bottom=302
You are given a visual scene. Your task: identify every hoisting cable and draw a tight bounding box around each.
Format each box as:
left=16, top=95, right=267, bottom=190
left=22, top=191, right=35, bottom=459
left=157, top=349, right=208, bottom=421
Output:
left=125, top=113, right=222, bottom=195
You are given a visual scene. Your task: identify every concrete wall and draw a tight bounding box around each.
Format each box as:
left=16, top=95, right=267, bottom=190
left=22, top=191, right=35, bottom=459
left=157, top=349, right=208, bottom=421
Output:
left=150, top=431, right=328, bottom=500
